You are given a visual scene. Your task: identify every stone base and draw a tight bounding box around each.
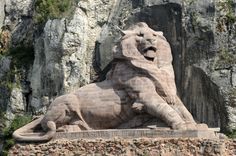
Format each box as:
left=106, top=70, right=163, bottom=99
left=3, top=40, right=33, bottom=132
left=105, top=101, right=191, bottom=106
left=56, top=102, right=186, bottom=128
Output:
left=54, top=128, right=219, bottom=140
left=10, top=137, right=235, bottom=156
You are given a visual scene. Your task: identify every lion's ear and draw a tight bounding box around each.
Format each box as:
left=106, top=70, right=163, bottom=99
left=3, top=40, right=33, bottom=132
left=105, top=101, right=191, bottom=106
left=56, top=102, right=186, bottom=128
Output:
left=120, top=30, right=126, bottom=36
left=114, top=25, right=131, bottom=36
left=121, top=30, right=132, bottom=36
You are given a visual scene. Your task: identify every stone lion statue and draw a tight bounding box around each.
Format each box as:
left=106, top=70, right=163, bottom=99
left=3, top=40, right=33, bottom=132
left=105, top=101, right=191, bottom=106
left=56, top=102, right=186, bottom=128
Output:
left=13, top=22, right=207, bottom=142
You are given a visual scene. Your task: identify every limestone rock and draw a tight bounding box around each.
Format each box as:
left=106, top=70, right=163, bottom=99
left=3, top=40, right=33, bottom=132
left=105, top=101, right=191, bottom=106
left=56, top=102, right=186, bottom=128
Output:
left=30, top=19, right=66, bottom=113
left=30, top=0, right=116, bottom=112
left=6, top=87, right=25, bottom=123
left=0, top=57, right=11, bottom=79
left=0, top=57, right=11, bottom=111
left=61, top=8, right=89, bottom=92
left=0, top=0, right=5, bottom=30
left=4, top=0, right=34, bottom=45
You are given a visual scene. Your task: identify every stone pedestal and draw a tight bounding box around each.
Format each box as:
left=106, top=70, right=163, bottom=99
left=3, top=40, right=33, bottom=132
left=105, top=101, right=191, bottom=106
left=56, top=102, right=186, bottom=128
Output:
left=54, top=129, right=219, bottom=140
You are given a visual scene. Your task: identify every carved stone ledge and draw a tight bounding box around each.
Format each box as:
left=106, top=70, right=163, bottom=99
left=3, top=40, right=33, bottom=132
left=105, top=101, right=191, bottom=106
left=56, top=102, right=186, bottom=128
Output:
left=53, top=129, right=219, bottom=140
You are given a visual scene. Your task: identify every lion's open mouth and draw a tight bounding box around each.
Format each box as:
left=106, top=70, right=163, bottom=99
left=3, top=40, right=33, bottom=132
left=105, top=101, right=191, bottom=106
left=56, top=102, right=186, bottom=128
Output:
left=143, top=47, right=157, bottom=61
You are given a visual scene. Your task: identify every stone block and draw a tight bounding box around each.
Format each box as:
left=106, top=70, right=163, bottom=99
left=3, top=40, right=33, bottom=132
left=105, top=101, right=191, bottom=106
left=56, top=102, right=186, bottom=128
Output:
left=54, top=129, right=219, bottom=140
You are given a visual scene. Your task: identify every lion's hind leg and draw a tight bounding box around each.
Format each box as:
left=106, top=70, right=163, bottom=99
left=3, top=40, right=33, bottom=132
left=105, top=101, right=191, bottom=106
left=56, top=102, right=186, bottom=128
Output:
left=63, top=94, right=92, bottom=131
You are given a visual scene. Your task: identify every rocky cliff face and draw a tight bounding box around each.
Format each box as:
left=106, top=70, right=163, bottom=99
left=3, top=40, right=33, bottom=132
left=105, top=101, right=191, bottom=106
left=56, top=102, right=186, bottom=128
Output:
left=0, top=0, right=235, bottom=133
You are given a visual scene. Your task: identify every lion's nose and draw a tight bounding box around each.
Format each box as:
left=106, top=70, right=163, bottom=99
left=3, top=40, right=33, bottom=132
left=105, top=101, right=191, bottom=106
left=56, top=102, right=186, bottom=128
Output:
left=147, top=38, right=156, bottom=44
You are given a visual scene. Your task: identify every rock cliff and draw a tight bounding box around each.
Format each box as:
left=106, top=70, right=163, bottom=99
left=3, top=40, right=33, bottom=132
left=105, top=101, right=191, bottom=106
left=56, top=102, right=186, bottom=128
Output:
left=0, top=0, right=235, bottom=135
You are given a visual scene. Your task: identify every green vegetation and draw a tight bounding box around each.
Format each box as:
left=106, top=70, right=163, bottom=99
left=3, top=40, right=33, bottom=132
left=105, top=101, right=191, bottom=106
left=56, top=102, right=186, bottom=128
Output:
left=217, top=0, right=236, bottom=32
left=0, top=68, right=20, bottom=92
left=0, top=45, right=34, bottom=91
left=219, top=0, right=236, bottom=23
left=1, top=115, right=32, bottom=156
left=225, top=88, right=236, bottom=138
left=229, top=88, right=236, bottom=107
left=0, top=30, right=10, bottom=55
left=226, top=129, right=236, bottom=138
left=34, top=0, right=78, bottom=24
left=183, top=0, right=196, bottom=5
left=7, top=45, right=35, bottom=69
left=215, top=49, right=236, bottom=69
left=0, top=40, right=34, bottom=68
left=190, top=12, right=200, bottom=31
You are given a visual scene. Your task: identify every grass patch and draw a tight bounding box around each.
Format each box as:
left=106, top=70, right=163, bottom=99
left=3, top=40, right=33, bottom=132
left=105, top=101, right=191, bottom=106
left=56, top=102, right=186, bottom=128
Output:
left=1, top=115, right=32, bottom=156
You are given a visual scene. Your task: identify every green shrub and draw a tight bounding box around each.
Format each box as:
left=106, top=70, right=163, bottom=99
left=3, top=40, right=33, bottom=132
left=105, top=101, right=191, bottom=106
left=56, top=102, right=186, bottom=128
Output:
left=7, top=45, right=34, bottom=69
left=0, top=67, right=18, bottom=92
left=215, top=49, right=236, bottom=69
left=218, top=0, right=236, bottom=29
left=226, top=129, right=236, bottom=138
left=1, top=115, right=32, bottom=156
left=34, top=0, right=78, bottom=24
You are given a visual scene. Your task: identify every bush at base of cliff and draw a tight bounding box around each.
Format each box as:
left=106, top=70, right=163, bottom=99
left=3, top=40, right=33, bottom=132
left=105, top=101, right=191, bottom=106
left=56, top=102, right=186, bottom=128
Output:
left=226, top=129, right=236, bottom=138
left=1, top=115, right=32, bottom=156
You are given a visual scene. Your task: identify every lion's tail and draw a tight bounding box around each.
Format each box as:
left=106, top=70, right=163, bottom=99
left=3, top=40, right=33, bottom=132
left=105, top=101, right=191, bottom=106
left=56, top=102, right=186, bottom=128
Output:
left=13, top=116, right=56, bottom=142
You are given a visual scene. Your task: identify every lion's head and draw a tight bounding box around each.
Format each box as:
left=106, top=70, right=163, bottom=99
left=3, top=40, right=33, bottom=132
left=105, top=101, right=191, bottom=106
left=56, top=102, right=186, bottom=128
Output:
left=113, top=22, right=177, bottom=102
left=114, top=22, right=172, bottom=67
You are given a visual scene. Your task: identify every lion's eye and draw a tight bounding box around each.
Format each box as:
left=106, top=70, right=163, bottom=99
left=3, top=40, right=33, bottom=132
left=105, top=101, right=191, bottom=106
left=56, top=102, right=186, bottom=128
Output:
left=153, top=33, right=157, bottom=37
left=137, top=33, right=144, bottom=37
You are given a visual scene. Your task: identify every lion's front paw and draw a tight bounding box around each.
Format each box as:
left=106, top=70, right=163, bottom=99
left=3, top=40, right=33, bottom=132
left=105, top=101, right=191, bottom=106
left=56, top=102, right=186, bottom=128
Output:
left=162, top=96, right=176, bottom=104
left=196, top=123, right=208, bottom=130
left=172, top=122, right=187, bottom=130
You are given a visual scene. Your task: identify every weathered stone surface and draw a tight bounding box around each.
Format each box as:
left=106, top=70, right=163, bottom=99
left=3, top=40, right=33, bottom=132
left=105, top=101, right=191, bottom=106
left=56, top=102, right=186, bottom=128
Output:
left=180, top=0, right=236, bottom=132
left=6, top=88, right=25, bottom=121
left=54, top=129, right=219, bottom=140
left=29, top=0, right=116, bottom=112
left=0, top=57, right=12, bottom=123
left=30, top=19, right=66, bottom=113
left=0, top=57, right=11, bottom=79
left=9, top=138, right=236, bottom=156
left=61, top=8, right=89, bottom=92
left=4, top=0, right=34, bottom=45
left=0, top=0, right=4, bottom=30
